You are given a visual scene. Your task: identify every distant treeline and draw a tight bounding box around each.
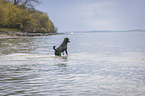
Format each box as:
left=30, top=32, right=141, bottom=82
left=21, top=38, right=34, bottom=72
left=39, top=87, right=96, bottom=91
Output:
left=0, top=0, right=57, bottom=33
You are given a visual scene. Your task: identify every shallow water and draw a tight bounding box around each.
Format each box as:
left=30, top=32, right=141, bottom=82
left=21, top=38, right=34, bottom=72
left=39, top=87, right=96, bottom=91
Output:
left=0, top=32, right=145, bottom=96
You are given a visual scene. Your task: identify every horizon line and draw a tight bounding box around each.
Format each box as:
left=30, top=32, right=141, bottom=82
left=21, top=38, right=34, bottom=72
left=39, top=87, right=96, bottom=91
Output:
left=59, top=29, right=145, bottom=33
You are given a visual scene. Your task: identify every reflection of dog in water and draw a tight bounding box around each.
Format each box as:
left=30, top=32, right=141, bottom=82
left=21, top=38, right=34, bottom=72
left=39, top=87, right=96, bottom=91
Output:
left=53, top=38, right=70, bottom=56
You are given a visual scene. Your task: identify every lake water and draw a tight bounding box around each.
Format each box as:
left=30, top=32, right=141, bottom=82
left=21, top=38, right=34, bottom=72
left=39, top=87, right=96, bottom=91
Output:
left=0, top=32, right=145, bottom=96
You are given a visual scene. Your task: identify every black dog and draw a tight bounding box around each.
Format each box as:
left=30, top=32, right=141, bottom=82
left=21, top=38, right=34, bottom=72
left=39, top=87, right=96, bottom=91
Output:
left=53, top=38, right=70, bottom=56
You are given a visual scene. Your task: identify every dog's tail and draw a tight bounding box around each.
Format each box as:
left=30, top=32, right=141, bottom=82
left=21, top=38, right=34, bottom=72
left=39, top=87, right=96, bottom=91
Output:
left=53, top=46, right=56, bottom=51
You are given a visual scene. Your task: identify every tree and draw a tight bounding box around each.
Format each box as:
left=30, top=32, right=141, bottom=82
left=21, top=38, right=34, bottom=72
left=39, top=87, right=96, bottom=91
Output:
left=0, top=0, right=57, bottom=33
left=13, top=0, right=20, bottom=5
left=9, top=0, right=40, bottom=8
left=0, top=0, right=11, bottom=27
left=0, top=1, right=7, bottom=27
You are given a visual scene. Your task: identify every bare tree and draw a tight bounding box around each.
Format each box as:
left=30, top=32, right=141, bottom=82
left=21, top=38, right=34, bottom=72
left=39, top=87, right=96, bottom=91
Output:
left=23, top=0, right=41, bottom=7
left=8, top=0, right=41, bottom=8
left=13, top=0, right=21, bottom=5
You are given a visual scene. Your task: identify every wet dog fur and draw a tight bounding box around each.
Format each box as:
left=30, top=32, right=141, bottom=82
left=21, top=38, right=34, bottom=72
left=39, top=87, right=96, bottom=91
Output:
left=53, top=38, right=70, bottom=56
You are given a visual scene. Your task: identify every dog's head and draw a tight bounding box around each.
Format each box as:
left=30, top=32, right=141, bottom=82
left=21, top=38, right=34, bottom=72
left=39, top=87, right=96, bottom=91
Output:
left=64, top=38, right=70, bottom=43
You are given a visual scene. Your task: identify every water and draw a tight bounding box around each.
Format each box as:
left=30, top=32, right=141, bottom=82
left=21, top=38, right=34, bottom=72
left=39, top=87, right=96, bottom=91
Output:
left=0, top=32, right=145, bottom=96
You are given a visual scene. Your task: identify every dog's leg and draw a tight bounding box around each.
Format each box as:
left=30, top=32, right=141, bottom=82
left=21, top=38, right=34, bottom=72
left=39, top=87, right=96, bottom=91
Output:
left=62, top=52, right=64, bottom=55
left=65, top=50, right=68, bottom=55
left=59, top=52, right=61, bottom=56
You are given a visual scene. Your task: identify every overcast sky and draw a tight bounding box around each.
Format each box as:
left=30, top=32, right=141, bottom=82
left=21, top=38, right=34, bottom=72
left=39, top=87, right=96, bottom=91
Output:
left=35, top=0, right=145, bottom=32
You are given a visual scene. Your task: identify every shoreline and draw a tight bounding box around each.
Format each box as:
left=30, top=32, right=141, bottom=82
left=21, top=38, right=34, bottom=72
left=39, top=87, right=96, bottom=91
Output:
left=0, top=31, right=63, bottom=38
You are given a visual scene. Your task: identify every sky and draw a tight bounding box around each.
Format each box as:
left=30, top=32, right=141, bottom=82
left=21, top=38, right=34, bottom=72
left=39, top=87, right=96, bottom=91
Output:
left=35, top=0, right=145, bottom=32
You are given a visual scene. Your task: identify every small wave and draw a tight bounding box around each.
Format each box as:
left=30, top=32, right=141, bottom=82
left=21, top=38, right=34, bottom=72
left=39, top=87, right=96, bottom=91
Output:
left=0, top=53, right=55, bottom=61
